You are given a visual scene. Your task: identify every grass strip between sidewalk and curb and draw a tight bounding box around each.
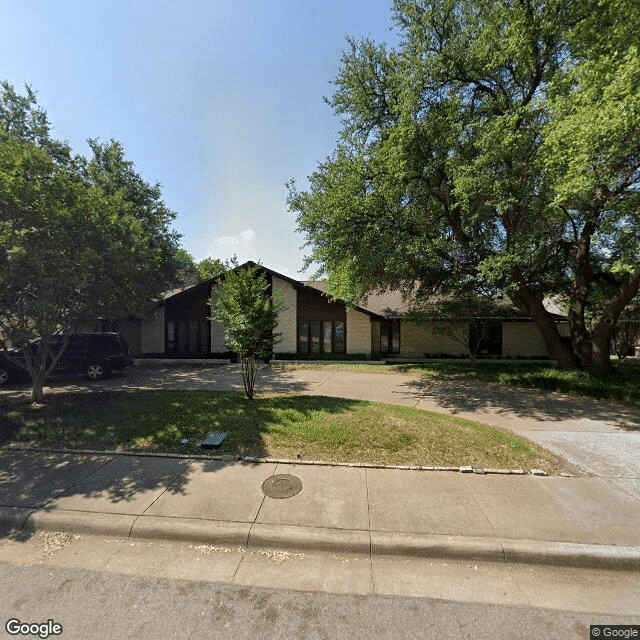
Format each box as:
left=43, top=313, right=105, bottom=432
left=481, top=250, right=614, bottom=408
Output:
left=1, top=389, right=559, bottom=473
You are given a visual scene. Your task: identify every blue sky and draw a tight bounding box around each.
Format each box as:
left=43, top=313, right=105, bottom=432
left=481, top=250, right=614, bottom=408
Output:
left=1, top=0, right=398, bottom=278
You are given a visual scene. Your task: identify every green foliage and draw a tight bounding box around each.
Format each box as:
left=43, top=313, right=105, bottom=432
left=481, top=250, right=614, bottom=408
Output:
left=173, top=248, right=198, bottom=285
left=289, top=0, right=640, bottom=375
left=197, top=255, right=235, bottom=281
left=0, top=81, right=184, bottom=401
left=211, top=264, right=284, bottom=360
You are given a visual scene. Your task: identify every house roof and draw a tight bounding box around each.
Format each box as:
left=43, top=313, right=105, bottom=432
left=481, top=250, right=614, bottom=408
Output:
left=304, top=280, right=567, bottom=321
left=162, top=261, right=567, bottom=322
left=209, top=262, right=385, bottom=319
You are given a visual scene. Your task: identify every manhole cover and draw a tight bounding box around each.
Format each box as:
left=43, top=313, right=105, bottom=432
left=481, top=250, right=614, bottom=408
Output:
left=261, top=474, right=303, bottom=499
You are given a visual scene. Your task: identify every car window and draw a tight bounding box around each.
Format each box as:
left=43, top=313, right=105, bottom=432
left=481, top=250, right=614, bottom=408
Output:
left=66, top=336, right=85, bottom=351
left=95, top=335, right=121, bottom=353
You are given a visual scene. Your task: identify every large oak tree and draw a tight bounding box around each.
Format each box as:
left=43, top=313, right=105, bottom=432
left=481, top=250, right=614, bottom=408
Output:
left=288, top=0, right=640, bottom=376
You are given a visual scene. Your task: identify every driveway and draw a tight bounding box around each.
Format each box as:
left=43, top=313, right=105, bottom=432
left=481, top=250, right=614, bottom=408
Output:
left=2, top=363, right=639, bottom=485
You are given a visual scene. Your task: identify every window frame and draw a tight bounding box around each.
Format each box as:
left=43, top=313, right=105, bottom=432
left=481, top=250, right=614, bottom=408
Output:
left=298, top=320, right=346, bottom=354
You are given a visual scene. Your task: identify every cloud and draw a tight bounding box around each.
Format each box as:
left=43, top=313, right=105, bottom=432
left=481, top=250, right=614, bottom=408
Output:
left=217, top=235, right=239, bottom=245
left=216, top=229, right=255, bottom=246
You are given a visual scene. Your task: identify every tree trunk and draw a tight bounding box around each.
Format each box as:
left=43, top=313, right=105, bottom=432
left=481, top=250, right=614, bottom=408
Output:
left=590, top=323, right=614, bottom=377
left=568, top=217, right=596, bottom=369
left=241, top=357, right=257, bottom=401
left=568, top=306, right=592, bottom=369
left=509, top=282, right=580, bottom=370
left=30, top=375, right=46, bottom=404
left=589, top=271, right=640, bottom=377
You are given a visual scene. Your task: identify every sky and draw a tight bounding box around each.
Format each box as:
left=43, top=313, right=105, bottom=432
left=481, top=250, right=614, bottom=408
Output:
left=1, top=0, right=399, bottom=279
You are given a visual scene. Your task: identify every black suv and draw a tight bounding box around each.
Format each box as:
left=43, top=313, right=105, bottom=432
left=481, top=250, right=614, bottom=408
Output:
left=0, top=333, right=133, bottom=386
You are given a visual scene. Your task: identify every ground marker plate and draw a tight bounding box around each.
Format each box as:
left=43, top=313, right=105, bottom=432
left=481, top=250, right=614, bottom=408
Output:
left=261, top=474, right=303, bottom=499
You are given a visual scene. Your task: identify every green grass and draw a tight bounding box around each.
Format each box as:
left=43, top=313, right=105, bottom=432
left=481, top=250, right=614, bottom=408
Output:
left=0, top=390, right=558, bottom=471
left=271, top=360, right=640, bottom=402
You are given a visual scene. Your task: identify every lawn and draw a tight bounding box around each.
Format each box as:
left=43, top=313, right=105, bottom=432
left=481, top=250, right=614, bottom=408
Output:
left=0, top=390, right=558, bottom=472
left=271, top=360, right=640, bottom=402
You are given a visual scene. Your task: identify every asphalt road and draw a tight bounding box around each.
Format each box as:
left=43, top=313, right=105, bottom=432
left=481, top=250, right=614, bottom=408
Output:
left=1, top=560, right=635, bottom=640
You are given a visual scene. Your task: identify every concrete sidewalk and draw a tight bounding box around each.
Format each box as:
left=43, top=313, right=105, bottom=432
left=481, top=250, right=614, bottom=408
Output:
left=1, top=448, right=640, bottom=571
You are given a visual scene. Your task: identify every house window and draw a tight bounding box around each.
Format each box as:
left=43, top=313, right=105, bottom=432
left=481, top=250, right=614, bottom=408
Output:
left=310, top=321, right=321, bottom=353
left=322, top=322, right=333, bottom=353
left=298, top=320, right=345, bottom=354
left=380, top=320, right=400, bottom=354
left=334, top=321, right=345, bottom=353
left=471, top=321, right=502, bottom=356
left=299, top=323, right=309, bottom=353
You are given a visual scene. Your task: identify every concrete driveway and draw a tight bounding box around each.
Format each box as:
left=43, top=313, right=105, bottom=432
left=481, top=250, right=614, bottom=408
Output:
left=2, top=363, right=639, bottom=484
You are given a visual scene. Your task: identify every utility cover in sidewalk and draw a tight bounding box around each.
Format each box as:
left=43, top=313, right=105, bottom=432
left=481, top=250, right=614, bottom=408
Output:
left=200, top=432, right=228, bottom=449
left=262, top=474, right=302, bottom=499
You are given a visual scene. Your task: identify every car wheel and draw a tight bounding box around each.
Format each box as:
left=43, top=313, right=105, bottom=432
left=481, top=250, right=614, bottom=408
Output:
left=0, top=368, right=10, bottom=385
left=85, top=363, right=106, bottom=380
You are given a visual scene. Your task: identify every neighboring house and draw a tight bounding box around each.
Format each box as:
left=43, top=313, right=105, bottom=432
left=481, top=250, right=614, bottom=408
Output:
left=119, top=262, right=566, bottom=359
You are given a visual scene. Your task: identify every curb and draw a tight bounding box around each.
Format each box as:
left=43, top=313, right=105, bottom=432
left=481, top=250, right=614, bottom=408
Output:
left=3, top=507, right=639, bottom=571
left=248, top=523, right=370, bottom=556
left=23, top=509, right=136, bottom=538
left=3, top=445, right=559, bottom=477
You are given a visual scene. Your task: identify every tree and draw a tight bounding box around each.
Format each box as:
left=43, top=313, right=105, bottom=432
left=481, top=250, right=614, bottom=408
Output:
left=197, top=256, right=234, bottom=282
left=174, top=248, right=198, bottom=286
left=210, top=264, right=284, bottom=400
left=0, top=82, right=184, bottom=402
left=288, top=0, right=640, bottom=376
left=613, top=297, right=640, bottom=361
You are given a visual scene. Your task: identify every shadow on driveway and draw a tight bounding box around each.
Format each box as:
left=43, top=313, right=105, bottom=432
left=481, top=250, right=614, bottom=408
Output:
left=401, top=377, right=640, bottom=432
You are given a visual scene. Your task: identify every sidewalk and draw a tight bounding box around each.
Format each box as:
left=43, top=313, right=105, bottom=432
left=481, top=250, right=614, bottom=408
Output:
left=1, top=448, right=640, bottom=570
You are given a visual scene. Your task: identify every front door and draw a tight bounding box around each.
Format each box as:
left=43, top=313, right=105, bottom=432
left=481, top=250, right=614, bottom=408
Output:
left=380, top=319, right=401, bottom=355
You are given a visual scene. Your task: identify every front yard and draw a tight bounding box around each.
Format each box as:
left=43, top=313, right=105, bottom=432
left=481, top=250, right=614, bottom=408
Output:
left=1, top=390, right=559, bottom=472
left=271, top=360, right=640, bottom=402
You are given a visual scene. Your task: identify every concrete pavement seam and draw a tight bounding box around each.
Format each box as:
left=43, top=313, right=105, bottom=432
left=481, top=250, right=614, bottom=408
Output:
left=128, top=457, right=197, bottom=540
left=412, top=377, right=435, bottom=408
left=243, top=463, right=278, bottom=563
left=459, top=472, right=508, bottom=565
left=307, top=370, right=338, bottom=393
left=37, top=452, right=120, bottom=511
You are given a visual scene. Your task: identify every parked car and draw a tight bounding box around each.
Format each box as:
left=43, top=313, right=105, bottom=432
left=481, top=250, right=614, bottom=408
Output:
left=0, top=333, right=133, bottom=386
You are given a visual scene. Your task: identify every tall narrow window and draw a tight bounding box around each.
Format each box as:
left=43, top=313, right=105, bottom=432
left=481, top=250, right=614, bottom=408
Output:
left=299, top=323, right=309, bottom=353
left=380, top=320, right=400, bottom=354
left=391, top=321, right=400, bottom=354
left=167, top=322, right=176, bottom=353
left=334, top=321, right=345, bottom=353
left=380, top=320, right=389, bottom=354
left=322, top=322, right=333, bottom=353
left=310, top=321, right=321, bottom=353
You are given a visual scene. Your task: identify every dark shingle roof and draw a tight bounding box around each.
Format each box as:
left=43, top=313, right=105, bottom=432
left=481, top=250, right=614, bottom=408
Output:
left=304, top=281, right=566, bottom=321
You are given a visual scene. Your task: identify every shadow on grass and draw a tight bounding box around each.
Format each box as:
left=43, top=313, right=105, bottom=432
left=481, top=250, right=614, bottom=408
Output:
left=0, top=390, right=366, bottom=541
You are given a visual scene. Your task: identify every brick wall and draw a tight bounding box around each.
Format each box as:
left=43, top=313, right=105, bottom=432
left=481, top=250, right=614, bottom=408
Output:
left=502, top=322, right=550, bottom=357
left=346, top=309, right=372, bottom=354
left=272, top=276, right=297, bottom=353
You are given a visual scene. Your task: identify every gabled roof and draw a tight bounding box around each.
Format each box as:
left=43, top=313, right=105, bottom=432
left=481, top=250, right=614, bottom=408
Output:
left=211, top=262, right=385, bottom=319
left=304, top=280, right=567, bottom=321
left=162, top=261, right=567, bottom=322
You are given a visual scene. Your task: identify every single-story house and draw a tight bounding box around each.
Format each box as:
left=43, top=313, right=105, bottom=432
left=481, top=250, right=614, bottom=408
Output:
left=105, top=262, right=567, bottom=360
